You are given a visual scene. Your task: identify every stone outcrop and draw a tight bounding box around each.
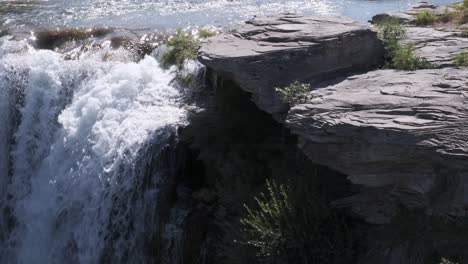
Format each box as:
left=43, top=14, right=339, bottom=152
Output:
left=405, top=27, right=468, bottom=68
left=197, top=8, right=468, bottom=262
left=199, top=14, right=384, bottom=116
left=371, top=1, right=457, bottom=24
left=286, top=68, right=468, bottom=224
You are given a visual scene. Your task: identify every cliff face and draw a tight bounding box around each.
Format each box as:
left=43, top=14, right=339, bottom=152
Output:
left=197, top=5, right=468, bottom=263
left=288, top=69, right=468, bottom=224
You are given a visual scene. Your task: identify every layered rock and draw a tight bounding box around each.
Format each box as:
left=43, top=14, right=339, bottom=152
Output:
left=287, top=68, right=468, bottom=224
left=199, top=14, right=384, bottom=116
left=405, top=27, right=468, bottom=68
left=371, top=1, right=457, bottom=24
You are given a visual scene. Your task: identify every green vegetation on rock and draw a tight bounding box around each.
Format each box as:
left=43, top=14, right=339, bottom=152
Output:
left=198, top=28, right=217, bottom=39
left=377, top=18, right=432, bottom=70
left=387, top=42, right=433, bottom=70
left=160, top=28, right=216, bottom=70
left=160, top=29, right=200, bottom=70
left=238, top=179, right=353, bottom=264
left=413, top=11, right=439, bottom=26
left=439, top=1, right=468, bottom=25
left=377, top=17, right=406, bottom=41
left=275, top=81, right=313, bottom=105
left=454, top=50, right=468, bottom=66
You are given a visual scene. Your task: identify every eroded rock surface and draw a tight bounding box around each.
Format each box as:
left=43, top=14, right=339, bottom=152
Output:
left=405, top=27, right=468, bottom=68
left=287, top=68, right=468, bottom=224
left=199, top=14, right=384, bottom=116
left=371, top=1, right=457, bottom=24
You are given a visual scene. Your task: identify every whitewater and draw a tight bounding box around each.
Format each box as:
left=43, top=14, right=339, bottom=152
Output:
left=0, top=37, right=187, bottom=263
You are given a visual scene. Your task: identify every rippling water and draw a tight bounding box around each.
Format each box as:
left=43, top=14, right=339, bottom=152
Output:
left=0, top=0, right=461, bottom=31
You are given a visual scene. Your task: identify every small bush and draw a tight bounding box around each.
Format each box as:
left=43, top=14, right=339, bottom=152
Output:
left=160, top=29, right=199, bottom=70
left=377, top=17, right=407, bottom=43
left=160, top=28, right=216, bottom=70
left=413, top=11, right=439, bottom=26
left=442, top=3, right=468, bottom=24
left=240, top=180, right=291, bottom=261
left=275, top=81, right=313, bottom=105
left=239, top=179, right=353, bottom=264
left=377, top=18, right=432, bottom=70
left=388, top=42, right=433, bottom=70
left=454, top=51, right=468, bottom=66
left=457, top=0, right=468, bottom=10
left=198, top=28, right=217, bottom=39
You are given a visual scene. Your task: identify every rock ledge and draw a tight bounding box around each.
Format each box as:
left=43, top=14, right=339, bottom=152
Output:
left=199, top=14, right=384, bottom=116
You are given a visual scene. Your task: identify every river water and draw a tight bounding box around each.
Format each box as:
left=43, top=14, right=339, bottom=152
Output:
left=0, top=0, right=461, bottom=31
left=0, top=0, right=461, bottom=263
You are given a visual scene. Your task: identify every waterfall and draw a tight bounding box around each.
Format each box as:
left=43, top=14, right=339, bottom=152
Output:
left=0, top=36, right=187, bottom=264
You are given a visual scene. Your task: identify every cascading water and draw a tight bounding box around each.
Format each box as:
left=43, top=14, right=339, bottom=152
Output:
left=0, top=36, right=188, bottom=264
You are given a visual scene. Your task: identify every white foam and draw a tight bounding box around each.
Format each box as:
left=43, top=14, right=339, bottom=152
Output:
left=0, top=38, right=186, bottom=263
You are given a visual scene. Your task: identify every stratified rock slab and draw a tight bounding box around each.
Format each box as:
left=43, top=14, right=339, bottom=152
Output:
left=287, top=68, right=468, bottom=223
left=406, top=27, right=468, bottom=68
left=371, top=1, right=457, bottom=24
left=199, top=14, right=384, bottom=115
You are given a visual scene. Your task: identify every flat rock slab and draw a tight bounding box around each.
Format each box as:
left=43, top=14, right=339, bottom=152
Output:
left=406, top=27, right=468, bottom=67
left=199, top=14, right=384, bottom=116
left=371, top=1, right=457, bottom=24
left=287, top=68, right=468, bottom=223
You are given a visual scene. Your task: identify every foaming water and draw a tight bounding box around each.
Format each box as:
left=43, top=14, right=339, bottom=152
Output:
left=0, top=37, right=186, bottom=263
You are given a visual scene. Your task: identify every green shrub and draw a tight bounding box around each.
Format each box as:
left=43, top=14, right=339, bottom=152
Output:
left=238, top=179, right=353, bottom=264
left=377, top=17, right=407, bottom=43
left=413, top=11, right=439, bottom=26
left=388, top=42, right=433, bottom=70
left=198, top=28, right=217, bottom=39
left=377, top=18, right=432, bottom=70
left=160, top=29, right=199, bottom=70
left=160, top=28, right=216, bottom=70
left=454, top=51, right=468, bottom=66
left=275, top=81, right=313, bottom=105
left=240, top=180, right=292, bottom=261
left=442, top=3, right=468, bottom=24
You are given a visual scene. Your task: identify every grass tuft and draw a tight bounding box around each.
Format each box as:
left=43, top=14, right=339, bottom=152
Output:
left=275, top=81, right=313, bottom=105
left=160, top=28, right=217, bottom=70
left=238, top=178, right=354, bottom=264
left=377, top=17, right=406, bottom=42
left=388, top=42, right=433, bottom=70
left=377, top=18, right=433, bottom=70
left=413, top=11, right=439, bottom=26
left=454, top=50, right=468, bottom=66
left=160, top=29, right=199, bottom=70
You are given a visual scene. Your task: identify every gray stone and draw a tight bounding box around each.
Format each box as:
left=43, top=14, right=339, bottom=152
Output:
left=371, top=1, right=456, bottom=24
left=286, top=68, right=468, bottom=224
left=405, top=27, right=468, bottom=67
left=199, top=14, right=384, bottom=116
left=371, top=12, right=416, bottom=25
